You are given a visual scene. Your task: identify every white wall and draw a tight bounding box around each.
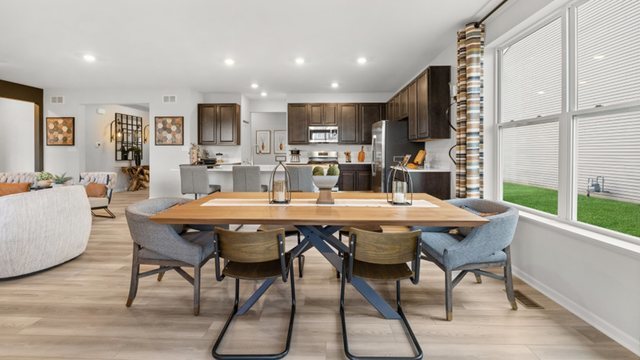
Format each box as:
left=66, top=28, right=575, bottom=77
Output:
left=250, top=112, right=286, bottom=165
left=83, top=104, right=149, bottom=192
left=44, top=87, right=202, bottom=198
left=0, top=98, right=34, bottom=172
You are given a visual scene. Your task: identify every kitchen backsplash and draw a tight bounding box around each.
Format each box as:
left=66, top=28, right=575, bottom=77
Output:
left=290, top=144, right=372, bottom=163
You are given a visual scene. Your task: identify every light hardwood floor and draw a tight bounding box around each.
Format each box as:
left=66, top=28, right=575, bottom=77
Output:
left=0, top=190, right=636, bottom=360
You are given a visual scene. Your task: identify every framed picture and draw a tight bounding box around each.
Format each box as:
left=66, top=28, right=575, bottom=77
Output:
left=274, top=130, right=286, bottom=154
left=46, top=117, right=75, bottom=146
left=256, top=130, right=271, bottom=154
left=155, top=116, right=184, bottom=145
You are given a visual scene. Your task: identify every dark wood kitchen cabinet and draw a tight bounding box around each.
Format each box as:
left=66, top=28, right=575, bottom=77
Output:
left=287, top=104, right=309, bottom=145
left=338, top=164, right=371, bottom=191
left=411, top=171, right=451, bottom=200
left=338, top=104, right=358, bottom=144
left=308, top=103, right=338, bottom=126
left=198, top=103, right=240, bottom=145
left=386, top=65, right=451, bottom=141
left=407, top=80, right=418, bottom=140
left=358, top=103, right=383, bottom=144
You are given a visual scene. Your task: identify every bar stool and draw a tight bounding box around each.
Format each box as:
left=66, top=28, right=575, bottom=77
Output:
left=179, top=165, right=220, bottom=199
left=232, top=166, right=268, bottom=192
left=212, top=227, right=296, bottom=359
left=340, top=228, right=423, bottom=360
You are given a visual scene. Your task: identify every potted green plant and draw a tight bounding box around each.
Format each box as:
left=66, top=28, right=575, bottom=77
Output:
left=129, top=146, right=142, bottom=166
left=35, top=172, right=54, bottom=188
left=52, top=172, right=73, bottom=187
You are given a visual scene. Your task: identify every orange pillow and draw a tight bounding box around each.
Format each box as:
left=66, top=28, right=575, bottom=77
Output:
left=0, top=183, right=31, bottom=197
left=85, top=182, right=107, bottom=198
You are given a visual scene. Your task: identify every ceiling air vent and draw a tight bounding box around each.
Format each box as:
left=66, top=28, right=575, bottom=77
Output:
left=50, top=96, right=64, bottom=104
left=162, top=95, right=177, bottom=104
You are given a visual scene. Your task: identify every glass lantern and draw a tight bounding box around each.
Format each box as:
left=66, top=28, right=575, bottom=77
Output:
left=386, top=159, right=413, bottom=205
left=269, top=155, right=292, bottom=204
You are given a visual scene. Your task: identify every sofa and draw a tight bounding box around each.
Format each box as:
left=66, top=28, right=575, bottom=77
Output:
left=0, top=172, right=39, bottom=186
left=0, top=185, right=92, bottom=279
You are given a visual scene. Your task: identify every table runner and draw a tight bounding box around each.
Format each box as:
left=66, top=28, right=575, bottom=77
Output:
left=202, top=198, right=438, bottom=208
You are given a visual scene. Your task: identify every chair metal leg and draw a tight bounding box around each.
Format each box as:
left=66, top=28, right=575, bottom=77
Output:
left=445, top=269, right=453, bottom=321
left=92, top=207, right=116, bottom=218
left=474, top=273, right=482, bottom=284
left=157, top=267, right=166, bottom=281
left=340, top=273, right=423, bottom=359
left=126, top=251, right=139, bottom=307
left=297, top=232, right=304, bottom=278
left=212, top=275, right=296, bottom=359
left=193, top=265, right=201, bottom=316
left=504, top=247, right=518, bottom=310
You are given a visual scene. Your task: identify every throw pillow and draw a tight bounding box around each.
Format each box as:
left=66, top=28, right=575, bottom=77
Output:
left=85, top=182, right=107, bottom=198
left=0, top=183, right=31, bottom=197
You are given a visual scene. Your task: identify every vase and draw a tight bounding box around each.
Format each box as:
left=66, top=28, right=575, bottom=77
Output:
left=134, top=153, right=141, bottom=167
left=312, top=175, right=339, bottom=204
left=37, top=180, right=51, bottom=188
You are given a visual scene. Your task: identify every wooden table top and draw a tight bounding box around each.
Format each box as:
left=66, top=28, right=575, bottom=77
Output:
left=150, top=192, right=488, bottom=227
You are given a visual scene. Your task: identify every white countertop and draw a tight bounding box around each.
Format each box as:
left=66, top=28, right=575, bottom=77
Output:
left=390, top=166, right=451, bottom=173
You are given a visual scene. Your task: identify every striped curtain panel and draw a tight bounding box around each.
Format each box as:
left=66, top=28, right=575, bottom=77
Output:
left=456, top=23, right=485, bottom=198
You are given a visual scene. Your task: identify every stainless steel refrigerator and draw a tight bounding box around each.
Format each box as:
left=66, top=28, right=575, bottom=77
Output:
left=371, top=120, right=423, bottom=193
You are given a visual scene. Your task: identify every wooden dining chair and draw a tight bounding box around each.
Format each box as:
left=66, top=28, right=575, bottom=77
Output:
left=340, top=228, right=423, bottom=360
left=212, top=227, right=296, bottom=360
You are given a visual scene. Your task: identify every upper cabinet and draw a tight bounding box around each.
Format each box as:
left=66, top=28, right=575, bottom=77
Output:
left=287, top=102, right=384, bottom=145
left=287, top=104, right=309, bottom=145
left=338, top=104, right=358, bottom=144
left=198, top=103, right=240, bottom=145
left=308, top=103, right=338, bottom=126
left=388, top=65, right=451, bottom=141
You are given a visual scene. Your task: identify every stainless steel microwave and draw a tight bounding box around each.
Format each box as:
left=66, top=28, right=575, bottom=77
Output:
left=308, top=126, right=338, bottom=143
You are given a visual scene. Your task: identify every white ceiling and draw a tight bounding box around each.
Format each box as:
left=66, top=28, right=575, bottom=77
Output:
left=0, top=0, right=495, bottom=95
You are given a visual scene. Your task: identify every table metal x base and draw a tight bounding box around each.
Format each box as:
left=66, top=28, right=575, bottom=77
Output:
left=236, top=225, right=401, bottom=320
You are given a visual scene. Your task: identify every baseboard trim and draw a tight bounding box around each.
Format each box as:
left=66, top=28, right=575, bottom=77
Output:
left=513, top=266, right=640, bottom=356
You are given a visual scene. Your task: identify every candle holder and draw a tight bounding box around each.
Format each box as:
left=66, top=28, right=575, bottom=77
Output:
left=386, top=160, right=413, bottom=206
left=269, top=155, right=291, bottom=204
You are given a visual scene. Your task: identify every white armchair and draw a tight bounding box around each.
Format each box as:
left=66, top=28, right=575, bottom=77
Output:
left=79, top=172, right=118, bottom=218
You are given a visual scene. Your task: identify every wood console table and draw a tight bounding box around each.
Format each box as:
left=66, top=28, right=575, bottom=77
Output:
left=121, top=165, right=149, bottom=191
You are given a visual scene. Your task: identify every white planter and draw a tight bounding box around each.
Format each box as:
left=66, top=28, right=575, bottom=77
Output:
left=312, top=175, right=339, bottom=189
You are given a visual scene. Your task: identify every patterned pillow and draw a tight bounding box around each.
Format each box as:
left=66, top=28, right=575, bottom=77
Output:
left=0, top=183, right=31, bottom=197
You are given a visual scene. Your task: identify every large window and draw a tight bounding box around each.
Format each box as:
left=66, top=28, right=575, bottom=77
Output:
left=498, top=0, right=640, bottom=241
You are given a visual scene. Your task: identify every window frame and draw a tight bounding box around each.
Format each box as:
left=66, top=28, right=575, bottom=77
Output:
left=496, top=0, right=640, bottom=245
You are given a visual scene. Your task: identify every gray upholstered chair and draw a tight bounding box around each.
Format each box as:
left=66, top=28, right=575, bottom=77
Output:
left=286, top=165, right=314, bottom=192
left=180, top=165, right=220, bottom=199
left=79, top=172, right=117, bottom=218
left=419, top=199, right=519, bottom=321
left=232, top=166, right=267, bottom=192
left=340, top=228, right=423, bottom=360
left=125, top=198, right=217, bottom=315
left=212, top=227, right=296, bottom=359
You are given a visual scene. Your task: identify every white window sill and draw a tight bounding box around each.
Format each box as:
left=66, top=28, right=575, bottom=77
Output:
left=517, top=210, right=640, bottom=259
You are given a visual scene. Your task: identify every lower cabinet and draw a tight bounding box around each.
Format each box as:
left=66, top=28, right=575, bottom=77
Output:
left=338, top=164, right=372, bottom=191
left=410, top=171, right=451, bottom=200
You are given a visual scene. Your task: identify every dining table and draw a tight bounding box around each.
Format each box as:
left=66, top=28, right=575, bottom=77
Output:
left=150, top=191, right=488, bottom=320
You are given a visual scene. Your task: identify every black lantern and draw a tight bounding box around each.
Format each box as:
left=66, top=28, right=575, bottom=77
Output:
left=386, top=158, right=413, bottom=205
left=269, top=155, right=292, bottom=204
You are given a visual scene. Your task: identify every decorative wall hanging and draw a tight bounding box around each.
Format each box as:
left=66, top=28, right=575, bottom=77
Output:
left=112, top=113, right=143, bottom=161
left=46, top=117, right=75, bottom=146
left=273, top=130, right=286, bottom=154
left=155, top=116, right=184, bottom=146
left=256, top=130, right=271, bottom=154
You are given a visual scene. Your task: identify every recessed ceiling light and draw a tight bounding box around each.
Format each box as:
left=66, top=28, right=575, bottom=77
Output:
left=536, top=90, right=545, bottom=95
left=331, top=82, right=339, bottom=89
left=357, top=57, right=367, bottom=65
left=593, top=55, right=605, bottom=60
left=83, top=54, right=96, bottom=63
left=295, top=57, right=305, bottom=65
left=251, top=83, right=259, bottom=89
left=224, top=58, right=235, bottom=66
left=260, top=91, right=267, bottom=97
